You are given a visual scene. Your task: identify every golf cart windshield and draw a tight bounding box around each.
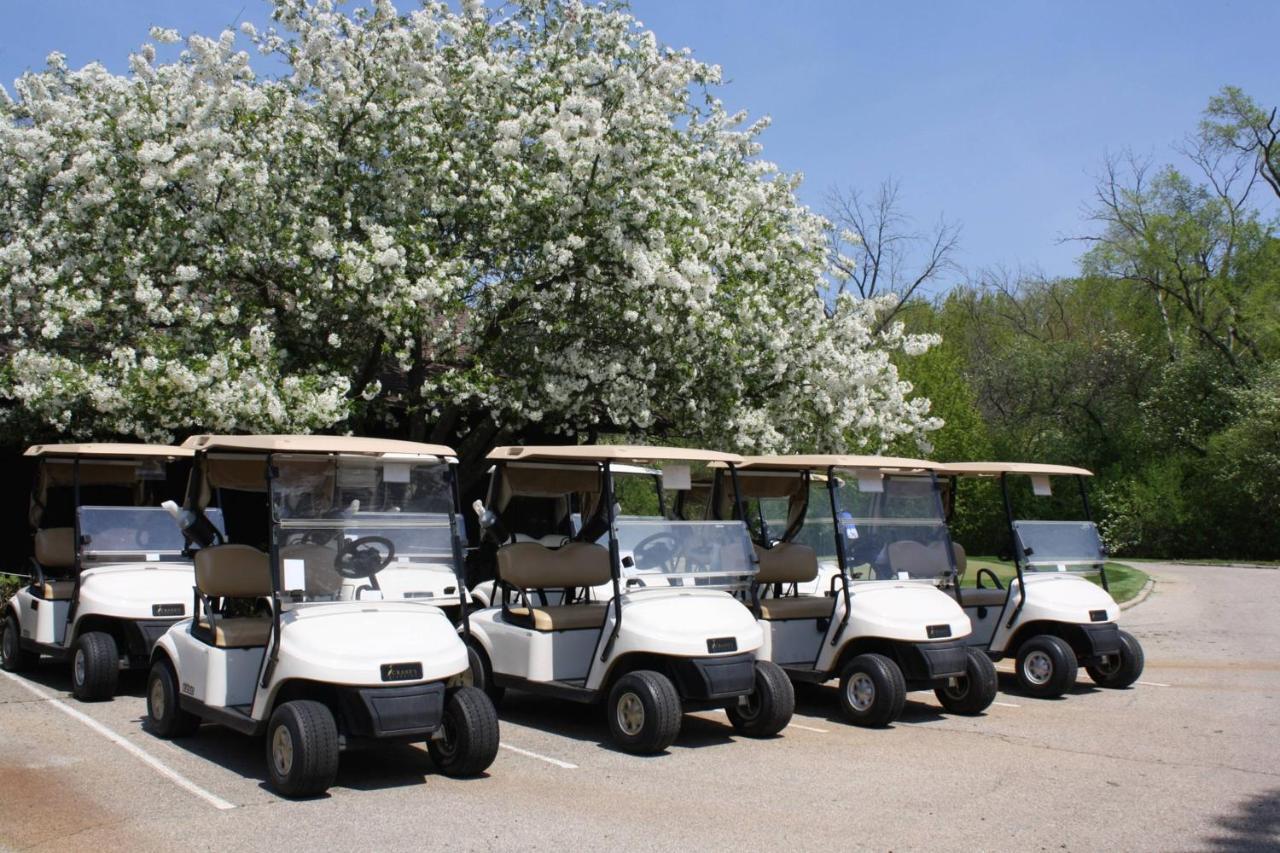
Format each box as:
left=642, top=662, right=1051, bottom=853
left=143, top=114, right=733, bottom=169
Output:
left=613, top=519, right=756, bottom=591
left=834, top=471, right=956, bottom=582
left=269, top=454, right=460, bottom=606
left=1013, top=520, right=1106, bottom=573
left=78, top=506, right=225, bottom=562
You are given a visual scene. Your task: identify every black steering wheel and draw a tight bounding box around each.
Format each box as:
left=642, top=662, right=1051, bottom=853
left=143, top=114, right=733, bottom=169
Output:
left=976, top=568, right=1004, bottom=590
left=334, top=536, right=396, bottom=579
left=631, top=533, right=679, bottom=572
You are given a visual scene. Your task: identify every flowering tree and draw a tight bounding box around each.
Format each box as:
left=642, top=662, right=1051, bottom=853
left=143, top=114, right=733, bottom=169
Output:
left=0, top=0, right=939, bottom=469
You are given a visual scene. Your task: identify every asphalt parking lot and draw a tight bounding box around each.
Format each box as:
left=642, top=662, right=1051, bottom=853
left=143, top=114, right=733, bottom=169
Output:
left=1, top=561, right=1277, bottom=852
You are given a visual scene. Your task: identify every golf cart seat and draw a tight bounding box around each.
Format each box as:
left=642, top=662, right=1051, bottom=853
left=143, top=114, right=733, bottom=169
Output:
left=887, top=540, right=953, bottom=578
left=34, top=527, right=75, bottom=569
left=498, top=541, right=612, bottom=632
left=753, top=543, right=834, bottom=620
left=513, top=533, right=571, bottom=548
left=194, top=544, right=273, bottom=648
left=279, top=543, right=343, bottom=597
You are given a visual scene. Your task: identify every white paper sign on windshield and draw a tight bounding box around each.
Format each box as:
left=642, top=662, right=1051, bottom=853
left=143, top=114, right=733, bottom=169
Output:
left=146, top=553, right=160, bottom=562
left=283, top=558, right=307, bottom=592
left=1031, top=474, right=1052, bottom=496
left=663, top=464, right=691, bottom=491
left=856, top=471, right=884, bottom=493
left=383, top=462, right=411, bottom=484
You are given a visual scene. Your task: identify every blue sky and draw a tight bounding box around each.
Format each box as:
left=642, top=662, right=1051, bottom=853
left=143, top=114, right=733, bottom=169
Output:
left=2, top=1, right=1276, bottom=287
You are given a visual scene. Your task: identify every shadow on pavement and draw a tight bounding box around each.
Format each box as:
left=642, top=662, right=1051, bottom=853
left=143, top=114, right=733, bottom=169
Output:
left=14, top=662, right=148, bottom=700
left=995, top=671, right=1100, bottom=700
left=1204, top=788, right=1280, bottom=851
left=793, top=681, right=949, bottom=727
left=495, top=691, right=738, bottom=754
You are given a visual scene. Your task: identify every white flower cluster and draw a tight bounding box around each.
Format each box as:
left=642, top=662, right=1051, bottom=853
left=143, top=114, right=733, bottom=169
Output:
left=0, top=0, right=939, bottom=452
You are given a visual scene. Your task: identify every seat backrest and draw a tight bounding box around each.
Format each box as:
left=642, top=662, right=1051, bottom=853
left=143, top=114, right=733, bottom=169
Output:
left=497, top=541, right=611, bottom=589
left=753, top=542, right=818, bottom=585
left=279, top=544, right=342, bottom=596
left=35, top=527, right=76, bottom=569
left=887, top=540, right=951, bottom=577
left=195, top=545, right=272, bottom=598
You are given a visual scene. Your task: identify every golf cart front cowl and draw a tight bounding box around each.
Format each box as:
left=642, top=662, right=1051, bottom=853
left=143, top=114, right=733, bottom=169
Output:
left=275, top=602, right=468, bottom=686
left=614, top=587, right=765, bottom=657
left=845, top=583, right=971, bottom=643
left=75, top=563, right=194, bottom=621
left=1016, top=573, right=1120, bottom=625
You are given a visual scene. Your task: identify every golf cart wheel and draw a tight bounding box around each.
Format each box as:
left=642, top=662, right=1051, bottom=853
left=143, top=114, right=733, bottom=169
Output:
left=606, top=670, right=682, bottom=754
left=1014, top=634, right=1078, bottom=698
left=146, top=659, right=201, bottom=738
left=265, top=700, right=340, bottom=798
left=71, top=631, right=119, bottom=702
left=1086, top=630, right=1145, bottom=689
left=464, top=642, right=504, bottom=706
left=428, top=686, right=500, bottom=777
left=726, top=660, right=795, bottom=738
left=1, top=613, right=36, bottom=673
left=935, top=647, right=998, bottom=715
left=838, top=653, right=906, bottom=727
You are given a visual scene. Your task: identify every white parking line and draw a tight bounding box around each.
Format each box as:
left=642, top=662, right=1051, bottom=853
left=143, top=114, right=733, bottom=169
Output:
left=1138, top=680, right=1170, bottom=687
left=787, top=723, right=829, bottom=733
left=991, top=701, right=1021, bottom=708
left=0, top=671, right=236, bottom=810
left=499, top=742, right=577, bottom=769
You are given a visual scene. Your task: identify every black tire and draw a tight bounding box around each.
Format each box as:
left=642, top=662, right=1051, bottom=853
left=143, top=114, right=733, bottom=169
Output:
left=935, top=647, right=998, bottom=715
left=464, top=642, right=504, bottom=706
left=428, top=686, right=500, bottom=777
left=1, top=613, right=36, bottom=673
left=606, top=670, right=682, bottom=754
left=726, top=660, right=795, bottom=737
left=265, top=700, right=340, bottom=798
left=71, top=631, right=119, bottom=701
left=1014, top=634, right=1078, bottom=698
left=146, top=659, right=201, bottom=737
left=1086, top=630, right=1145, bottom=689
left=837, top=653, right=906, bottom=727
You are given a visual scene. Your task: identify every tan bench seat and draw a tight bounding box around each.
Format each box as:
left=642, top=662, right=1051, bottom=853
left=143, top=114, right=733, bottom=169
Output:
left=758, top=595, right=835, bottom=621
left=197, top=616, right=273, bottom=648
left=955, top=587, right=1008, bottom=608
left=506, top=603, right=609, bottom=631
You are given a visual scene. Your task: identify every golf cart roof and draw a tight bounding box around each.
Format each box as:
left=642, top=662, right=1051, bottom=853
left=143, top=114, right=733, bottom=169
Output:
left=738, top=454, right=942, bottom=473
left=25, top=443, right=193, bottom=459
left=938, top=461, right=1093, bottom=478
left=488, top=445, right=743, bottom=464
left=182, top=434, right=456, bottom=458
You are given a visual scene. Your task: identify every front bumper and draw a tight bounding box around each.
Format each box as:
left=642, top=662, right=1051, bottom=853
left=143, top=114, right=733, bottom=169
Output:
left=670, top=653, right=756, bottom=701
left=901, top=640, right=968, bottom=682
left=1078, top=623, right=1121, bottom=659
left=342, top=682, right=446, bottom=738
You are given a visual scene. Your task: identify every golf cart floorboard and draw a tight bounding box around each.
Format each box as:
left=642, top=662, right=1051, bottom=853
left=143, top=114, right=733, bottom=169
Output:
left=180, top=695, right=264, bottom=736
left=492, top=674, right=597, bottom=704
left=781, top=665, right=833, bottom=684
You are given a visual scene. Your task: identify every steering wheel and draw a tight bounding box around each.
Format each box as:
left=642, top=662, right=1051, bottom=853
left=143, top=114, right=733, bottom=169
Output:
left=976, top=568, right=1004, bottom=590
left=631, top=533, right=679, bottom=572
left=334, top=536, right=396, bottom=579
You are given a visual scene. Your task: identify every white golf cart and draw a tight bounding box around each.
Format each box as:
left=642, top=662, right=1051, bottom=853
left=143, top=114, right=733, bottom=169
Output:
left=716, top=455, right=997, bottom=726
left=466, top=445, right=794, bottom=754
left=940, top=462, right=1145, bottom=698
left=1, top=443, right=202, bottom=701
left=145, top=435, right=498, bottom=797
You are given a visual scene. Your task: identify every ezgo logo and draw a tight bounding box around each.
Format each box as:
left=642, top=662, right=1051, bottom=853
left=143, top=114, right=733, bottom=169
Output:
left=380, top=662, right=423, bottom=682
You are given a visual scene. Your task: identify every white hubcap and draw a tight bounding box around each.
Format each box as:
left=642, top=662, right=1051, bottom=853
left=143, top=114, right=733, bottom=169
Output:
left=74, top=649, right=86, bottom=685
left=272, top=725, right=294, bottom=777
left=616, top=692, right=645, bottom=736
left=848, top=673, right=875, bottom=712
left=1024, top=650, right=1053, bottom=685
left=151, top=678, right=165, bottom=718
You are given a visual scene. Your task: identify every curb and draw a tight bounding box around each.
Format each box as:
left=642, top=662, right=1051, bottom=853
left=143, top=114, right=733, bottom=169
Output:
left=1121, top=577, right=1155, bottom=610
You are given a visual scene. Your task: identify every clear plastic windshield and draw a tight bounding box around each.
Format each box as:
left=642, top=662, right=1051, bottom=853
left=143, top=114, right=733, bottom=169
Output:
left=77, top=506, right=225, bottom=562
left=1013, top=520, right=1106, bottom=572
left=269, top=455, right=461, bottom=606
left=613, top=519, right=756, bottom=592
left=833, top=471, right=956, bottom=582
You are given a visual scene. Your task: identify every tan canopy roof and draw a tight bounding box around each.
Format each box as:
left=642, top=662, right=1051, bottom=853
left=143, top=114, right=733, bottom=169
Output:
left=938, top=461, right=1093, bottom=478
left=488, top=445, right=743, bottom=464
left=25, top=443, right=193, bottom=459
left=739, top=454, right=942, bottom=473
left=182, top=434, right=455, bottom=458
